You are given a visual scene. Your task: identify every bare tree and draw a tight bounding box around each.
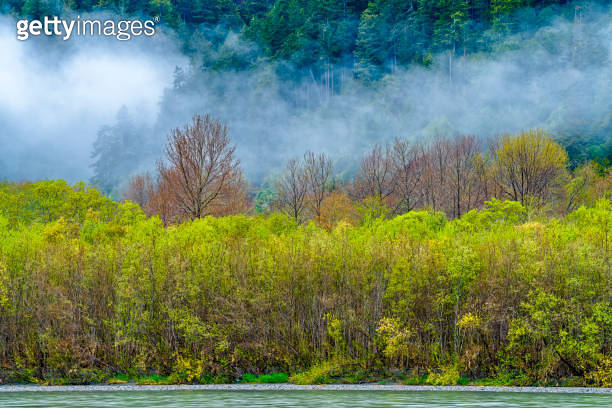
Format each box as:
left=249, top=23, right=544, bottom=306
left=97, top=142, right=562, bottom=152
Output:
left=276, top=158, right=308, bottom=223
left=353, top=143, right=395, bottom=202
left=303, top=151, right=333, bottom=219
left=418, top=134, right=451, bottom=212
left=447, top=135, right=481, bottom=218
left=207, top=171, right=250, bottom=217
left=146, top=173, right=177, bottom=225
left=390, top=138, right=425, bottom=213
left=124, top=172, right=154, bottom=209
left=123, top=171, right=177, bottom=224
left=347, top=135, right=494, bottom=218
left=157, top=114, right=243, bottom=220
left=470, top=151, right=492, bottom=209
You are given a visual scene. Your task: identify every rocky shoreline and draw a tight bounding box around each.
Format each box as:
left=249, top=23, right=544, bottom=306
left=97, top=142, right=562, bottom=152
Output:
left=0, top=384, right=610, bottom=394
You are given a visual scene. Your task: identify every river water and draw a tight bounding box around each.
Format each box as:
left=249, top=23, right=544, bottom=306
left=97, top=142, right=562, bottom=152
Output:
left=0, top=390, right=610, bottom=407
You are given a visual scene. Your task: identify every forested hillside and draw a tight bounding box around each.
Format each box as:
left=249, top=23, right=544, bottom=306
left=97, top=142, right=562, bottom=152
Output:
left=3, top=0, right=604, bottom=71
left=1, top=0, right=610, bottom=195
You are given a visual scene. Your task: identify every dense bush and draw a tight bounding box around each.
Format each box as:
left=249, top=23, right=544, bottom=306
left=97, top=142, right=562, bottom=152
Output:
left=0, top=180, right=609, bottom=385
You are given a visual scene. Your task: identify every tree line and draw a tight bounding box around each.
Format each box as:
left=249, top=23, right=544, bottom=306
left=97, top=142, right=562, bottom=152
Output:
left=126, top=114, right=606, bottom=227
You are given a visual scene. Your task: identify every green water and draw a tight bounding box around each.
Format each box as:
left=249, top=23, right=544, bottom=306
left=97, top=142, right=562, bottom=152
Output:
left=0, top=391, right=609, bottom=407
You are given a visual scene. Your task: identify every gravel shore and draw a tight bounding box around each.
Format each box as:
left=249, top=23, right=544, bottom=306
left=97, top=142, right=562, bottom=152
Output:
left=0, top=384, right=609, bottom=394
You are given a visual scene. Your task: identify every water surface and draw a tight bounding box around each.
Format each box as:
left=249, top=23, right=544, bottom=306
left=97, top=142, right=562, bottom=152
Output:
left=1, top=391, right=610, bottom=407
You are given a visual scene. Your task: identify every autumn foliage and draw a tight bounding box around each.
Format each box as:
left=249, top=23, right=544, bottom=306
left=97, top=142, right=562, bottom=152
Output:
left=126, top=115, right=248, bottom=223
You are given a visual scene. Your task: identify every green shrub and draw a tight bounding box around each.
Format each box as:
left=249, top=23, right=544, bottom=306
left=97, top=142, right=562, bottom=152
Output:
left=291, top=361, right=338, bottom=385
left=258, top=373, right=289, bottom=383
left=403, top=375, right=428, bottom=385
left=241, top=373, right=257, bottom=382
left=107, top=373, right=130, bottom=384
left=426, top=365, right=460, bottom=386
left=136, top=375, right=172, bottom=385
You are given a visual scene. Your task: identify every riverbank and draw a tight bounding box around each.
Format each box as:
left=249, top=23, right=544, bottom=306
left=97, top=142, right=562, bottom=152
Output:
left=1, top=182, right=611, bottom=389
left=0, top=384, right=610, bottom=393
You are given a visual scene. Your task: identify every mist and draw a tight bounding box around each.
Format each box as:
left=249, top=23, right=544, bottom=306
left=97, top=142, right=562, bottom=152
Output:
left=1, top=2, right=610, bottom=190
left=116, top=1, right=612, bottom=187
left=0, top=13, right=185, bottom=181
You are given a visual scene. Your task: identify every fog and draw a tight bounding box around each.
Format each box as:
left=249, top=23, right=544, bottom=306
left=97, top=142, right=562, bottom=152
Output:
left=147, top=3, right=610, bottom=184
left=0, top=13, right=185, bottom=181
left=1, top=2, right=610, bottom=188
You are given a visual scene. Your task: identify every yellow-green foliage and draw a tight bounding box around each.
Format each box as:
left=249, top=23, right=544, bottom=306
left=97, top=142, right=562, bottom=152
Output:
left=426, top=365, right=461, bottom=386
left=291, top=361, right=340, bottom=385
left=587, top=356, right=612, bottom=388
left=0, top=180, right=609, bottom=385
